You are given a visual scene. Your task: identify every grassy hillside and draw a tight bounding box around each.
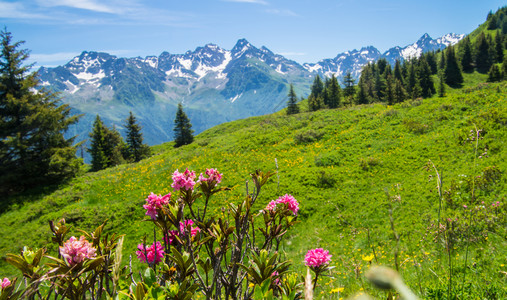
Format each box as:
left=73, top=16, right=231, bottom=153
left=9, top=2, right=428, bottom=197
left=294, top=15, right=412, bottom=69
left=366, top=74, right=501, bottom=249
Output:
left=1, top=79, right=506, bottom=298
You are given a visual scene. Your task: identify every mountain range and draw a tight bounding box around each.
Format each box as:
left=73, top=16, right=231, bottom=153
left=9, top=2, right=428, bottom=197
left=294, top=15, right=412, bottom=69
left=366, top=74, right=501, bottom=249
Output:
left=37, top=33, right=464, bottom=153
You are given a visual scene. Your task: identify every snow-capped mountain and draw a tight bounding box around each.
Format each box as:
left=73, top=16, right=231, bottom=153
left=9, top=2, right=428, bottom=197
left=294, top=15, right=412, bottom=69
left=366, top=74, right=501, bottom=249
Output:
left=306, top=33, right=465, bottom=79
left=38, top=33, right=463, bottom=155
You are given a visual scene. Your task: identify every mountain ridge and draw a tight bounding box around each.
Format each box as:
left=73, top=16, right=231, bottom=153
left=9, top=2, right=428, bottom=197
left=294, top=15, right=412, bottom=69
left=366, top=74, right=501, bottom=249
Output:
left=37, top=32, right=464, bottom=154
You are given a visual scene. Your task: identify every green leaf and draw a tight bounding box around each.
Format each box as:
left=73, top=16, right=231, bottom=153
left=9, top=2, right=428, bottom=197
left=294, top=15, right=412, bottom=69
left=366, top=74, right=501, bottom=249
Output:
left=143, top=267, right=157, bottom=286
left=135, top=283, right=146, bottom=300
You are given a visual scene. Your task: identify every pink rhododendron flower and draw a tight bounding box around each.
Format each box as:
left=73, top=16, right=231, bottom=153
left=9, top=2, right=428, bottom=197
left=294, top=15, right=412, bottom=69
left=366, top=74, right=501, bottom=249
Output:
left=276, top=194, right=299, bottom=215
left=180, top=219, right=201, bottom=237
left=265, top=200, right=277, bottom=211
left=1, top=278, right=11, bottom=289
left=164, top=230, right=179, bottom=245
left=60, top=236, right=97, bottom=266
left=304, top=248, right=332, bottom=268
left=143, top=192, right=171, bottom=220
left=172, top=169, right=197, bottom=191
left=136, top=241, right=165, bottom=264
left=199, top=168, right=223, bottom=186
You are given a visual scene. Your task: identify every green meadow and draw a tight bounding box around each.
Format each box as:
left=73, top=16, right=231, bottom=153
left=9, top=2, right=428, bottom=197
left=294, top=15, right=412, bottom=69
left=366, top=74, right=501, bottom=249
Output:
left=1, top=78, right=506, bottom=298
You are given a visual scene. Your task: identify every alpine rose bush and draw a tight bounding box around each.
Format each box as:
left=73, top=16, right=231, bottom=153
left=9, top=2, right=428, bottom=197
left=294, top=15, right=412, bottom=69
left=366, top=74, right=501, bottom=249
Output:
left=304, top=248, right=332, bottom=268
left=171, top=168, right=196, bottom=191
left=143, top=192, right=171, bottom=220
left=136, top=241, right=165, bottom=265
left=60, top=236, right=97, bottom=266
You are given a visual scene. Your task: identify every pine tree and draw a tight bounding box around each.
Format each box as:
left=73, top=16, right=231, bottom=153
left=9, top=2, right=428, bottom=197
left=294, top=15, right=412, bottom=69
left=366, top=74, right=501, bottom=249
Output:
left=308, top=94, right=323, bottom=112
left=495, top=31, right=504, bottom=63
left=503, top=56, right=507, bottom=79
left=0, top=30, right=81, bottom=192
left=475, top=33, right=492, bottom=73
left=355, top=78, right=369, bottom=105
left=418, top=57, right=435, bottom=98
left=173, top=103, right=194, bottom=148
left=459, top=37, right=474, bottom=73
left=487, top=64, right=502, bottom=82
left=310, top=75, right=324, bottom=98
left=342, top=71, right=356, bottom=98
left=394, top=60, right=404, bottom=85
left=374, top=69, right=386, bottom=101
left=286, top=84, right=299, bottom=115
left=406, top=61, right=419, bottom=97
left=88, top=115, right=108, bottom=171
left=125, top=112, right=150, bottom=162
left=394, top=79, right=408, bottom=103
left=326, top=75, right=341, bottom=108
left=444, top=46, right=464, bottom=86
left=385, top=75, right=395, bottom=105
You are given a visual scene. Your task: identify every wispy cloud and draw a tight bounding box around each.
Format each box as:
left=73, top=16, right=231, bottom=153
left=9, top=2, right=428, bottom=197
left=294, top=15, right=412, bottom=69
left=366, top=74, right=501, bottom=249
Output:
left=0, top=1, right=51, bottom=19
left=30, top=52, right=81, bottom=63
left=265, top=9, right=298, bottom=17
left=222, top=0, right=268, bottom=5
left=39, top=0, right=119, bottom=14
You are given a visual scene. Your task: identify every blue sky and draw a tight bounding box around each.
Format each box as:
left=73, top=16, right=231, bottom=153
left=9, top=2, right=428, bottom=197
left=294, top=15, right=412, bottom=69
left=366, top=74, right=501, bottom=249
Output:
left=1, top=0, right=505, bottom=67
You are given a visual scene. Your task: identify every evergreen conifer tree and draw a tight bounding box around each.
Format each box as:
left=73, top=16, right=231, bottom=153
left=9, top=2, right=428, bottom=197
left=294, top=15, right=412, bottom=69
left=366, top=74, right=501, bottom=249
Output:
left=487, top=64, right=502, bottom=82
left=310, top=75, right=324, bottom=98
left=444, top=46, right=464, bottom=86
left=394, top=60, right=404, bottom=84
left=374, top=69, right=386, bottom=101
left=125, top=112, right=150, bottom=162
left=460, top=37, right=474, bottom=72
left=173, top=103, right=194, bottom=148
left=0, top=30, right=81, bottom=192
left=394, top=79, right=408, bottom=103
left=418, top=57, right=435, bottom=98
left=286, top=84, right=299, bottom=115
left=385, top=75, right=395, bottom=105
left=342, top=71, right=356, bottom=98
left=355, top=78, right=369, bottom=105
left=475, top=33, right=492, bottom=73
left=326, top=75, right=341, bottom=108
left=503, top=56, right=507, bottom=79
left=307, top=94, right=323, bottom=112
left=495, top=31, right=504, bottom=63
left=88, top=115, right=108, bottom=172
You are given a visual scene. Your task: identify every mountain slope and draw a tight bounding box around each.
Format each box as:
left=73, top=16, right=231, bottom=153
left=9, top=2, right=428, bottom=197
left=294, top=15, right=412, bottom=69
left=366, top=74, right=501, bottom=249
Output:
left=1, top=80, right=505, bottom=297
left=38, top=34, right=463, bottom=151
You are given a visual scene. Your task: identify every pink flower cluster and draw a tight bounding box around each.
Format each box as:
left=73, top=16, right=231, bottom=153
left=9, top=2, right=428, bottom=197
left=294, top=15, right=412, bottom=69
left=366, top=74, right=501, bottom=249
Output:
left=136, top=241, right=165, bottom=265
left=60, top=236, right=97, bottom=266
left=1, top=278, right=10, bottom=289
left=265, top=194, right=300, bottom=215
left=180, top=219, right=201, bottom=237
left=172, top=169, right=197, bottom=191
left=492, top=201, right=501, bottom=208
left=304, top=248, right=332, bottom=268
left=199, top=168, right=223, bottom=186
left=143, top=192, right=171, bottom=220
left=164, top=220, right=201, bottom=245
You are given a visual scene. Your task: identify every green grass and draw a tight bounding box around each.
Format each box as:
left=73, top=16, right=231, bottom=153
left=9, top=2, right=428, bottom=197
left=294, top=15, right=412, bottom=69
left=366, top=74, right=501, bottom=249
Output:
left=1, top=79, right=506, bottom=299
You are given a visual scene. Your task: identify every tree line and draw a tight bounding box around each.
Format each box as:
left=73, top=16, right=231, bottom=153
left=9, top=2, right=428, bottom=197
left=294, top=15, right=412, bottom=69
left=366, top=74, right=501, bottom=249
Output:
left=286, top=7, right=507, bottom=115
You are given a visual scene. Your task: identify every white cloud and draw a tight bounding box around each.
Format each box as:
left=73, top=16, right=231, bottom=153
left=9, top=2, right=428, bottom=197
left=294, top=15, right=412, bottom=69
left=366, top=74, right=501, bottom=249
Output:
left=30, top=52, right=81, bottom=63
left=40, top=0, right=118, bottom=13
left=222, top=0, right=268, bottom=5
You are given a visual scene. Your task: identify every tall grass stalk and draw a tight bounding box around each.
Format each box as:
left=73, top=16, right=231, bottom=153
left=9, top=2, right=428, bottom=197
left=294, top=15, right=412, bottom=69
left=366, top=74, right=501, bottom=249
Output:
left=461, top=125, right=480, bottom=297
